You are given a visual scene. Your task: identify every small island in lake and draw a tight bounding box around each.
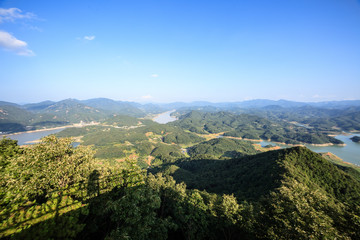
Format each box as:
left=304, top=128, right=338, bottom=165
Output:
left=350, top=136, right=360, bottom=143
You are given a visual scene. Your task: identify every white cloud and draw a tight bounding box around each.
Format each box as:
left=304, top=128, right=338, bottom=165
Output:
left=151, top=74, right=159, bottom=78
left=84, top=35, right=95, bottom=41
left=0, top=30, right=34, bottom=56
left=0, top=8, right=35, bottom=23
left=141, top=95, right=153, bottom=99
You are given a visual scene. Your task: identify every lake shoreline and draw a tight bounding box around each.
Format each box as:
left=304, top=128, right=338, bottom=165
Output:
left=222, top=135, right=346, bottom=147
left=152, top=110, right=177, bottom=124
left=0, top=122, right=99, bottom=138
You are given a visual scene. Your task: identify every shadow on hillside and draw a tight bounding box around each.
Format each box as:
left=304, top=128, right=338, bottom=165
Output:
left=150, top=153, right=285, bottom=201
left=1, top=170, right=112, bottom=240
left=6, top=170, right=254, bottom=240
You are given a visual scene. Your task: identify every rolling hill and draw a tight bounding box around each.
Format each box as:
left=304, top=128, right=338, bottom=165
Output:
left=151, top=146, right=360, bottom=238
left=170, top=111, right=343, bottom=145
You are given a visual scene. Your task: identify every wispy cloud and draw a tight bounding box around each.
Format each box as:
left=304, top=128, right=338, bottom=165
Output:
left=151, top=74, right=159, bottom=78
left=0, top=8, right=35, bottom=23
left=141, top=95, right=153, bottom=99
left=0, top=30, right=34, bottom=56
left=0, top=8, right=37, bottom=56
left=84, top=35, right=95, bottom=41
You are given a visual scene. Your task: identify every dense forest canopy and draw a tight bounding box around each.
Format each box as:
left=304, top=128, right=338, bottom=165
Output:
left=171, top=111, right=343, bottom=145
left=1, top=137, right=360, bottom=239
left=1, top=98, right=360, bottom=239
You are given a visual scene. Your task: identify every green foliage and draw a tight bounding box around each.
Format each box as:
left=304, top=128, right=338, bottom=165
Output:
left=103, top=114, right=141, bottom=127
left=94, top=145, right=132, bottom=159
left=79, top=161, right=171, bottom=240
left=56, top=121, right=202, bottom=163
left=9, top=198, right=88, bottom=240
left=257, top=179, right=346, bottom=239
left=2, top=106, right=360, bottom=239
left=55, top=126, right=91, bottom=137
left=81, top=128, right=148, bottom=146
left=81, top=98, right=146, bottom=117
left=33, top=99, right=108, bottom=123
left=0, top=100, right=106, bottom=133
left=153, top=146, right=360, bottom=239
left=0, top=137, right=22, bottom=169
left=172, top=111, right=343, bottom=145
left=135, top=141, right=154, bottom=156
left=0, top=105, right=34, bottom=132
left=162, top=130, right=204, bottom=145
left=152, top=150, right=285, bottom=201
left=187, top=138, right=259, bottom=158
left=303, top=111, right=360, bottom=132
left=105, top=184, right=165, bottom=240
left=151, top=144, right=183, bottom=163
left=2, top=136, right=95, bottom=202
left=0, top=136, right=103, bottom=239
left=233, top=105, right=360, bottom=133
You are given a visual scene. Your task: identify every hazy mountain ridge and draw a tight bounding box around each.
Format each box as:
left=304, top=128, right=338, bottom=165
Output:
left=0, top=98, right=162, bottom=133
left=159, top=99, right=360, bottom=110
left=1, top=98, right=360, bottom=134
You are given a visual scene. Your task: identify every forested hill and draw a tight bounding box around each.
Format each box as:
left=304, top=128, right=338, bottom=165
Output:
left=1, top=137, right=360, bottom=239
left=151, top=146, right=360, bottom=238
left=187, top=137, right=259, bottom=159
left=154, top=146, right=360, bottom=202
left=0, top=98, right=165, bottom=134
left=2, top=98, right=360, bottom=134
left=0, top=100, right=107, bottom=133
left=170, top=111, right=343, bottom=145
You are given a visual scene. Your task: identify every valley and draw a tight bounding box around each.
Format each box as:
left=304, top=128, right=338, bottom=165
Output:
left=2, top=1, right=359, bottom=239
left=1, top=98, right=360, bottom=239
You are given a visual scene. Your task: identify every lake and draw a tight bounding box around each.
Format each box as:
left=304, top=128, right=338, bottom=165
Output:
left=2, top=111, right=178, bottom=145
left=153, top=110, right=177, bottom=124
left=2, top=114, right=359, bottom=166
left=2, top=128, right=66, bottom=145
left=260, top=134, right=360, bottom=166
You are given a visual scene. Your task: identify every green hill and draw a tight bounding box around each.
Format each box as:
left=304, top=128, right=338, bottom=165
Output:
left=0, top=104, right=71, bottom=133
left=2, top=137, right=360, bottom=239
left=23, top=101, right=55, bottom=111
left=0, top=105, right=34, bottom=132
left=103, top=114, right=141, bottom=127
left=156, top=147, right=360, bottom=202
left=81, top=98, right=146, bottom=117
left=151, top=146, right=360, bottom=238
left=187, top=137, right=259, bottom=159
left=171, top=111, right=343, bottom=145
left=36, top=99, right=108, bottom=122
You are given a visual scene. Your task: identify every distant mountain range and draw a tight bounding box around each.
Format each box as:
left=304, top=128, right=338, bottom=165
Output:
left=158, top=99, right=360, bottom=109
left=1, top=98, right=360, bottom=134
left=2, top=98, right=360, bottom=111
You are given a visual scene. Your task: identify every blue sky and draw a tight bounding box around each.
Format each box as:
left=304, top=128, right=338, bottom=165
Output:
left=0, top=0, right=359, bottom=103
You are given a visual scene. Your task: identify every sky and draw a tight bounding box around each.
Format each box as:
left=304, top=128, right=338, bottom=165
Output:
left=0, top=0, right=359, bottom=104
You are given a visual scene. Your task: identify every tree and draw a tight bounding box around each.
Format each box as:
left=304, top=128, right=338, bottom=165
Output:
left=3, top=135, right=95, bottom=203
left=0, top=137, right=22, bottom=170
left=257, top=179, right=347, bottom=240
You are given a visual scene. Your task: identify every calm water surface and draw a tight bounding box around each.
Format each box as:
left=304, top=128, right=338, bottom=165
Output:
left=260, top=134, right=360, bottom=166
left=3, top=128, right=66, bottom=145
left=153, top=110, right=177, bottom=124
